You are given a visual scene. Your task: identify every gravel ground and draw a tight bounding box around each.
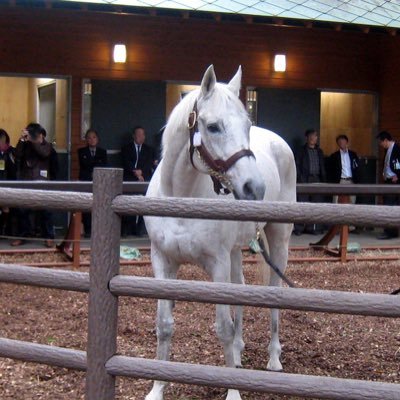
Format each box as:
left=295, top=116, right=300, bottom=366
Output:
left=0, top=250, right=399, bottom=399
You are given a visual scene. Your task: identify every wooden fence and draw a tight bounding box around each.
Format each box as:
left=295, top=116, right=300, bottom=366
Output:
left=0, top=168, right=399, bottom=400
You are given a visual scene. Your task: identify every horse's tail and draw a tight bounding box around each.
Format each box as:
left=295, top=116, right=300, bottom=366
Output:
left=257, top=228, right=270, bottom=285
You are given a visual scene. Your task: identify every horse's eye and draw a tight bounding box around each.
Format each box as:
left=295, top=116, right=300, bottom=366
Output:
left=207, top=124, right=220, bottom=133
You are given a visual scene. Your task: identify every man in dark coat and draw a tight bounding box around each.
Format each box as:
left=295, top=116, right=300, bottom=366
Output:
left=328, top=134, right=359, bottom=184
left=0, top=128, right=16, bottom=237
left=78, top=129, right=107, bottom=237
left=121, top=126, right=154, bottom=236
left=328, top=134, right=359, bottom=205
left=121, top=126, right=154, bottom=182
left=12, top=123, right=55, bottom=247
left=78, top=129, right=107, bottom=181
left=376, top=131, right=400, bottom=239
left=294, top=129, right=327, bottom=235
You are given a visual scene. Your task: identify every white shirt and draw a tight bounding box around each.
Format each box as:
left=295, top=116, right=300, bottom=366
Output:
left=384, top=142, right=396, bottom=179
left=340, top=149, right=352, bottom=178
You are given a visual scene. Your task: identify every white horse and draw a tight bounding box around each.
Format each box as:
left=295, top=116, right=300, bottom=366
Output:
left=144, top=65, right=296, bottom=400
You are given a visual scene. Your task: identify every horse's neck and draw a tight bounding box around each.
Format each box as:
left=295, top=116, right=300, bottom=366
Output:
left=159, top=138, right=213, bottom=198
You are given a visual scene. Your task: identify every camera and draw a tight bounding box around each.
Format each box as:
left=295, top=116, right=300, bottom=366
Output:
left=24, top=123, right=43, bottom=141
left=26, top=126, right=39, bottom=140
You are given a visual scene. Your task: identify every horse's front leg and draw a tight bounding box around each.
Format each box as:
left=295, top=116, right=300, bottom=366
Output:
left=264, top=223, right=292, bottom=372
left=230, top=248, right=245, bottom=368
left=146, top=248, right=178, bottom=400
left=211, top=257, right=243, bottom=400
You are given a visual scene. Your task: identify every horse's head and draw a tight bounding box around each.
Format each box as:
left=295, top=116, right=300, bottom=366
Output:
left=191, top=65, right=266, bottom=201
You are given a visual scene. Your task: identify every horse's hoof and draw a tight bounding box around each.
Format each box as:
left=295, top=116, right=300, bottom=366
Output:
left=226, top=388, right=242, bottom=400
left=145, top=388, right=164, bottom=400
left=267, top=360, right=283, bottom=372
left=145, top=394, right=163, bottom=400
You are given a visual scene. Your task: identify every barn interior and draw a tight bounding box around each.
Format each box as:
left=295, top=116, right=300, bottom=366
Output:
left=0, top=0, right=399, bottom=182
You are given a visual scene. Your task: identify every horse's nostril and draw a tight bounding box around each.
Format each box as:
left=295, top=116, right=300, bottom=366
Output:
left=243, top=181, right=257, bottom=200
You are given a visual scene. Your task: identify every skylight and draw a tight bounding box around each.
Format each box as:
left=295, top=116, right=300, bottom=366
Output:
left=62, top=0, right=400, bottom=28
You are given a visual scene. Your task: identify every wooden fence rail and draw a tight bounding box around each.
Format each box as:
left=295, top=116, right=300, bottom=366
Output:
left=0, top=168, right=399, bottom=400
left=0, top=186, right=399, bottom=227
left=112, top=195, right=400, bottom=226
left=0, top=338, right=86, bottom=371
left=109, top=276, right=400, bottom=317
left=1, top=180, right=400, bottom=195
left=0, top=263, right=90, bottom=292
left=105, top=356, right=400, bottom=400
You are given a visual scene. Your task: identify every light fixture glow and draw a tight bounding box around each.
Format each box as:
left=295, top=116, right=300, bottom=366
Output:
left=113, top=44, right=127, bottom=63
left=274, top=54, right=286, bottom=72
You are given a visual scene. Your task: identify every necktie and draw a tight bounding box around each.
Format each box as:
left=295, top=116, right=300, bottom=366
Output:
left=91, top=149, right=95, bottom=157
left=135, top=145, right=141, bottom=168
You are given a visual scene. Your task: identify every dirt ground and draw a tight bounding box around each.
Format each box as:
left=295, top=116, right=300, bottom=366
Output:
left=0, top=249, right=399, bottom=399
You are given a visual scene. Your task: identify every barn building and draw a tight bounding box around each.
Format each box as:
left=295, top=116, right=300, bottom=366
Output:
left=0, top=0, right=399, bottom=182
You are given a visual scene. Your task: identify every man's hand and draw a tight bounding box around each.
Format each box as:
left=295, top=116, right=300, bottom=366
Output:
left=20, top=130, right=29, bottom=141
left=133, top=169, right=143, bottom=180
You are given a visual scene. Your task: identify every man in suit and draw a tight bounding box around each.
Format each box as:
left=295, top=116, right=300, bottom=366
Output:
left=78, top=129, right=107, bottom=237
left=121, top=126, right=154, bottom=236
left=294, top=129, right=327, bottom=235
left=328, top=134, right=359, bottom=204
left=78, top=129, right=107, bottom=181
left=121, top=126, right=154, bottom=182
left=376, top=131, right=400, bottom=239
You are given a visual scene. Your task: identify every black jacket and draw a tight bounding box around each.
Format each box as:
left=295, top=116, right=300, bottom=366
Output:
left=121, top=142, right=154, bottom=181
left=78, top=146, right=108, bottom=181
left=0, top=146, right=16, bottom=181
left=16, top=139, right=53, bottom=180
left=327, top=149, right=359, bottom=183
left=295, top=144, right=326, bottom=183
left=385, top=142, right=400, bottom=180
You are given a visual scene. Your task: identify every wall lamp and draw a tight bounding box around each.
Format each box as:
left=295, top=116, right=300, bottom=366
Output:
left=274, top=54, right=286, bottom=72
left=113, top=44, right=127, bottom=63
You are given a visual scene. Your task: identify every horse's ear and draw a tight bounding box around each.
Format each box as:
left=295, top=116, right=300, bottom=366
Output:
left=200, top=65, right=216, bottom=98
left=228, top=66, right=242, bottom=97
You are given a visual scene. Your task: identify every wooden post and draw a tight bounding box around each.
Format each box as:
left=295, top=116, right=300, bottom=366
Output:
left=72, top=212, right=82, bottom=268
left=338, top=195, right=350, bottom=263
left=85, top=168, right=123, bottom=400
left=57, top=211, right=83, bottom=267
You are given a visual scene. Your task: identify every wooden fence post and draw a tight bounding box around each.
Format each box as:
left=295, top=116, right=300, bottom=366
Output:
left=85, top=168, right=123, bottom=400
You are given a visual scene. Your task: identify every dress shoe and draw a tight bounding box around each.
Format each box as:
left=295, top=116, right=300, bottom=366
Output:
left=11, top=239, right=25, bottom=246
left=45, top=239, right=55, bottom=248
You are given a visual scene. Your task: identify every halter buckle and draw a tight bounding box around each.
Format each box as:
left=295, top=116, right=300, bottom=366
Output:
left=188, top=111, right=197, bottom=129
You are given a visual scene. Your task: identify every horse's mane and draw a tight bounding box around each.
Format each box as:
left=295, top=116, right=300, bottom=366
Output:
left=161, top=88, right=199, bottom=159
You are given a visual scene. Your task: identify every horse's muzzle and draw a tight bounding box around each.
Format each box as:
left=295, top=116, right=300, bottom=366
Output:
left=234, top=179, right=265, bottom=201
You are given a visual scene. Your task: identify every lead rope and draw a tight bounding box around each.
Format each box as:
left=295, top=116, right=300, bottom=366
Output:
left=250, top=224, right=296, bottom=288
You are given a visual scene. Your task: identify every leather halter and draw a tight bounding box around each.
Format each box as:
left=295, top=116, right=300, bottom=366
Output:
left=188, top=100, right=255, bottom=195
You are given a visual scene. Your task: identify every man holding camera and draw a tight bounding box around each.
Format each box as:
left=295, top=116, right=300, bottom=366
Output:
left=11, top=123, right=55, bottom=247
